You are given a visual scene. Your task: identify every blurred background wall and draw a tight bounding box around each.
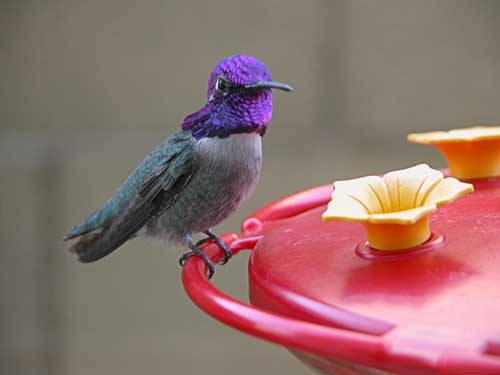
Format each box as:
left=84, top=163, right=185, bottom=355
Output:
left=1, top=1, right=500, bottom=374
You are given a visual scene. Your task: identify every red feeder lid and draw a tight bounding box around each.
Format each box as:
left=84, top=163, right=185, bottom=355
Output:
left=182, top=129, right=500, bottom=374
left=183, top=179, right=500, bottom=375
left=245, top=176, right=500, bottom=373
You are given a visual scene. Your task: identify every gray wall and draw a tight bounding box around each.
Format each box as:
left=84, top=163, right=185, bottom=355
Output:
left=2, top=1, right=500, bottom=374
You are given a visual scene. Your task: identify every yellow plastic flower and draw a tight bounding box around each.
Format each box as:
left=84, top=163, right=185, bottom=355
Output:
left=408, top=126, right=500, bottom=180
left=322, top=164, right=473, bottom=250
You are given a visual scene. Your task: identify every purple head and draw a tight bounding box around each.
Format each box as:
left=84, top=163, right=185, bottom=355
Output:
left=181, top=55, right=292, bottom=139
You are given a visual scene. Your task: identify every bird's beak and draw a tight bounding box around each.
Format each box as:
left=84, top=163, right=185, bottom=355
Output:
left=245, top=80, right=293, bottom=92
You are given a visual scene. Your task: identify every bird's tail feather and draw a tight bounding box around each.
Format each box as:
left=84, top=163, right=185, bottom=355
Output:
left=68, top=230, right=119, bottom=263
left=67, top=199, right=148, bottom=263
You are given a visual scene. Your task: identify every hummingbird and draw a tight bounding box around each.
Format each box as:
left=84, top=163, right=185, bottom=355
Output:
left=64, top=54, right=292, bottom=278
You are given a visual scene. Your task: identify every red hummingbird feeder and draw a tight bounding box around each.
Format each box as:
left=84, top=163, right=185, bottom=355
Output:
left=182, top=126, right=500, bottom=375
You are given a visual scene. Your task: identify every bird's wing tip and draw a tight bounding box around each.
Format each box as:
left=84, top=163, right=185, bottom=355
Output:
left=63, top=233, right=74, bottom=242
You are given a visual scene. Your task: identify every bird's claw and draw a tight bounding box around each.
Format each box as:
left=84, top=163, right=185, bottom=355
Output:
left=179, top=249, right=215, bottom=279
left=203, top=230, right=232, bottom=265
left=218, top=244, right=232, bottom=265
left=196, top=237, right=231, bottom=264
left=179, top=231, right=231, bottom=279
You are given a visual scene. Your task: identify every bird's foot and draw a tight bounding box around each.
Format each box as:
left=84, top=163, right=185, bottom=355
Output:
left=179, top=247, right=215, bottom=279
left=204, top=229, right=232, bottom=265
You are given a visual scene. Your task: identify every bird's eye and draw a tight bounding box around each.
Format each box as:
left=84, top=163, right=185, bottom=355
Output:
left=215, top=77, right=229, bottom=92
